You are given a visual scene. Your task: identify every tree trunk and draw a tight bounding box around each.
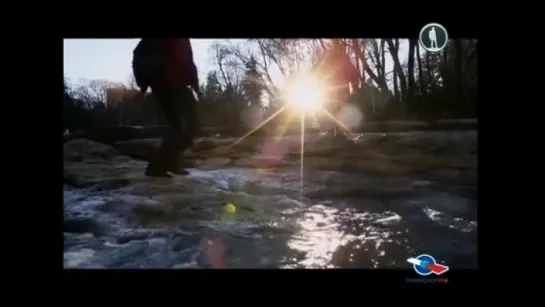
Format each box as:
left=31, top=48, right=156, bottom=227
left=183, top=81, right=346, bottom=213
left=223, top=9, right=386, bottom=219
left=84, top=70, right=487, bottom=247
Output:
left=425, top=52, right=435, bottom=90
left=454, top=39, right=464, bottom=100
left=386, top=39, right=408, bottom=103
left=365, top=39, right=389, bottom=93
left=416, top=43, right=426, bottom=94
left=351, top=39, right=365, bottom=84
left=407, top=39, right=417, bottom=100
left=393, top=70, right=400, bottom=102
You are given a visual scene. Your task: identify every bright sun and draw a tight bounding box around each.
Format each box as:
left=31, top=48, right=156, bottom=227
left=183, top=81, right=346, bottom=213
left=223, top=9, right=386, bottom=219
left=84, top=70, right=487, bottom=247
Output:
left=284, top=73, right=326, bottom=113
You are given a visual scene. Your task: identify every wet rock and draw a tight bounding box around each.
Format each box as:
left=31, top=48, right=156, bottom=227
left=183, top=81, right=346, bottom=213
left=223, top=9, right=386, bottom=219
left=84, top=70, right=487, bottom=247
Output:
left=64, top=232, right=101, bottom=248
left=414, top=193, right=473, bottom=216
left=116, top=229, right=169, bottom=244
left=198, top=157, right=233, bottom=169
left=112, top=138, right=159, bottom=162
left=171, top=234, right=201, bottom=252
left=113, top=137, right=237, bottom=162
left=64, top=139, right=120, bottom=161
left=132, top=204, right=171, bottom=218
left=92, top=178, right=132, bottom=191
left=64, top=248, right=97, bottom=267
left=64, top=140, right=146, bottom=188
left=191, top=137, right=234, bottom=152
left=64, top=217, right=104, bottom=236
left=130, top=203, right=193, bottom=227
left=66, top=155, right=84, bottom=162
left=103, top=241, right=152, bottom=268
left=64, top=171, right=88, bottom=188
left=107, top=131, right=477, bottom=165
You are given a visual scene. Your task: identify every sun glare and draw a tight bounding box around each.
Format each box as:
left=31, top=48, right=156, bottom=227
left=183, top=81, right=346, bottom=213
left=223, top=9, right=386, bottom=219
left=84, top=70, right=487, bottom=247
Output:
left=284, top=73, right=326, bottom=113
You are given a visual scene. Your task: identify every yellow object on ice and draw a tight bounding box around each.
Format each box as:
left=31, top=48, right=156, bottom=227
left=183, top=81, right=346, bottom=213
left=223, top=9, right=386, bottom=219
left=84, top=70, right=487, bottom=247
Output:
left=225, top=203, right=237, bottom=214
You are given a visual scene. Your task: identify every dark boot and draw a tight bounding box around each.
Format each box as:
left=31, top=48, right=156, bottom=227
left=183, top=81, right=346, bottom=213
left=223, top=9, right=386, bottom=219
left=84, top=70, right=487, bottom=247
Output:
left=162, top=151, right=191, bottom=176
left=166, top=157, right=191, bottom=175
left=331, top=125, right=338, bottom=137
left=144, top=150, right=174, bottom=178
left=144, top=163, right=174, bottom=178
left=151, top=85, right=198, bottom=177
left=169, top=168, right=190, bottom=176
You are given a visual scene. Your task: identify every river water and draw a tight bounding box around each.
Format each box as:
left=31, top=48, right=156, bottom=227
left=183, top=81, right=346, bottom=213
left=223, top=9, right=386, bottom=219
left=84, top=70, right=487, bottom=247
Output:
left=63, top=142, right=477, bottom=269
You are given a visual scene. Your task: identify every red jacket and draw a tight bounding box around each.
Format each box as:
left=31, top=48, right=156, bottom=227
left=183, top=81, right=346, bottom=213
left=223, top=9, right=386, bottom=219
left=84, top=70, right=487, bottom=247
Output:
left=161, top=39, right=199, bottom=88
left=314, top=45, right=360, bottom=113
left=315, top=46, right=359, bottom=89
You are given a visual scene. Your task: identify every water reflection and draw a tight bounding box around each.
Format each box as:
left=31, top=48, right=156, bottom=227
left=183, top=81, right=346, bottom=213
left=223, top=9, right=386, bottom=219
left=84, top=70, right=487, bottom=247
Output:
left=280, top=200, right=434, bottom=269
left=285, top=205, right=343, bottom=268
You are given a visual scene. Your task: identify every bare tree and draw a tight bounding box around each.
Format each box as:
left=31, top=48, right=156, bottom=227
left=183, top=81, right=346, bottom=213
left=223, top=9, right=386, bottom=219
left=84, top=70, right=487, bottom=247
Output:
left=210, top=41, right=245, bottom=93
left=385, top=38, right=408, bottom=104
left=88, top=79, right=110, bottom=103
left=364, top=39, right=389, bottom=93
left=407, top=39, right=417, bottom=99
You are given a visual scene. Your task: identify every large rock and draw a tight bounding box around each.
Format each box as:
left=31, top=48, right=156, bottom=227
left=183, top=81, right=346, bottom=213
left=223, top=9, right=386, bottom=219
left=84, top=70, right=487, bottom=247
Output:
left=63, top=120, right=478, bottom=145
left=64, top=131, right=477, bottom=182
left=64, top=139, right=139, bottom=188
left=105, top=131, right=477, bottom=172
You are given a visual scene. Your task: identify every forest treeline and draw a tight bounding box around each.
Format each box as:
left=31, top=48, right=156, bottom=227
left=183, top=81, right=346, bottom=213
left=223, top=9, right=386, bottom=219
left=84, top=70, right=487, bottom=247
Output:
left=63, top=38, right=477, bottom=133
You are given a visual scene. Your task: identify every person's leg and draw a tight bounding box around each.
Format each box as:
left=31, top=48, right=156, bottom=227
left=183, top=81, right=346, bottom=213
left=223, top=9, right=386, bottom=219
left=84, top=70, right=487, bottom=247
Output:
left=161, top=86, right=194, bottom=174
left=145, top=85, right=186, bottom=177
left=329, top=90, right=343, bottom=138
left=332, top=88, right=351, bottom=139
left=331, top=105, right=339, bottom=136
left=324, top=101, right=336, bottom=136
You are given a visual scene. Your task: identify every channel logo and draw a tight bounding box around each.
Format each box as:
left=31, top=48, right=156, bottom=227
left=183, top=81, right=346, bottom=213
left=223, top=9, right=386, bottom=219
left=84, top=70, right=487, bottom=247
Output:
left=407, top=254, right=449, bottom=276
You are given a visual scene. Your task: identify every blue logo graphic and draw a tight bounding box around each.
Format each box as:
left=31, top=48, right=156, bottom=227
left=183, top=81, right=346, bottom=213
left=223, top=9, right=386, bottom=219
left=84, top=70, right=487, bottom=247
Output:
left=407, top=254, right=449, bottom=276
left=413, top=254, right=436, bottom=276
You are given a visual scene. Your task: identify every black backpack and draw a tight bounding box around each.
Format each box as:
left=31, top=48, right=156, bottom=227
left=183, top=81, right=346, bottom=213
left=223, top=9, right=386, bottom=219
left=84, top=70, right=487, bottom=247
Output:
left=132, top=39, right=165, bottom=91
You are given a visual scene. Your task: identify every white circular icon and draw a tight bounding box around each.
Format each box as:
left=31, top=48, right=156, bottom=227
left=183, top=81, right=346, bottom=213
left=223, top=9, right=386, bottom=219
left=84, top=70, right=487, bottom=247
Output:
left=419, top=23, right=449, bottom=53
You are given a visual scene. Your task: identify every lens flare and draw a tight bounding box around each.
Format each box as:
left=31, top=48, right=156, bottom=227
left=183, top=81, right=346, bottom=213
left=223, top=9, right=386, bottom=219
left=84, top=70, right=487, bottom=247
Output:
left=284, top=73, right=326, bottom=113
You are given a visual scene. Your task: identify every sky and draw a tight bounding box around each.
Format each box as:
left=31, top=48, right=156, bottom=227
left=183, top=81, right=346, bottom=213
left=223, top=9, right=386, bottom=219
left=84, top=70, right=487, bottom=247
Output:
left=63, top=39, right=406, bottom=87
left=63, top=39, right=217, bottom=85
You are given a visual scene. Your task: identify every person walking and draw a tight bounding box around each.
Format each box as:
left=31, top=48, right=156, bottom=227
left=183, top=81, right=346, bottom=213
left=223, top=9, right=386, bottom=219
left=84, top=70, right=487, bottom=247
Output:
left=132, top=38, right=202, bottom=177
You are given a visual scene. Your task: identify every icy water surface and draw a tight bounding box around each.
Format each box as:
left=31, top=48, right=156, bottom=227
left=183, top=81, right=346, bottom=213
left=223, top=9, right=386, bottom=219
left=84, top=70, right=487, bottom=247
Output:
left=64, top=163, right=477, bottom=269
